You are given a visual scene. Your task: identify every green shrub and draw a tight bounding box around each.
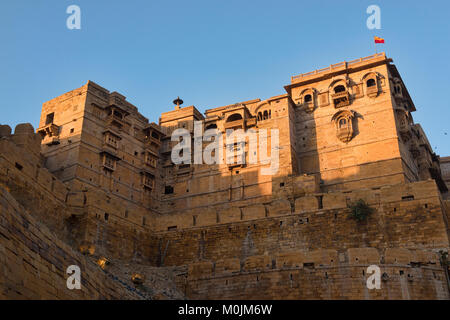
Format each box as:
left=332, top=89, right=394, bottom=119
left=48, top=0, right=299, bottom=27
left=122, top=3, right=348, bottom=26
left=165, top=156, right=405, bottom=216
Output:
left=348, top=199, right=374, bottom=221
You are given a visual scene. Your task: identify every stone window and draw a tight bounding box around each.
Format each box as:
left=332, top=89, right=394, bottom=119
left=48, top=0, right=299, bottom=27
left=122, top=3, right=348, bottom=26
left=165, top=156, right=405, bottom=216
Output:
left=363, top=73, right=379, bottom=97
left=205, top=123, right=217, bottom=130
left=142, top=172, right=154, bottom=190
left=366, top=79, right=376, bottom=87
left=145, top=152, right=157, bottom=168
left=227, top=113, right=243, bottom=122
left=257, top=110, right=271, bottom=121
left=92, top=105, right=104, bottom=119
left=299, top=89, right=316, bottom=112
left=334, top=85, right=346, bottom=93
left=164, top=185, right=174, bottom=194
left=113, top=110, right=123, bottom=119
left=317, top=195, right=323, bottom=209
left=395, top=110, right=411, bottom=142
left=102, top=154, right=117, bottom=171
left=45, top=113, right=55, bottom=125
left=393, top=79, right=403, bottom=97
left=331, top=83, right=350, bottom=108
left=151, top=131, right=160, bottom=140
left=104, top=132, right=120, bottom=149
left=332, top=110, right=355, bottom=143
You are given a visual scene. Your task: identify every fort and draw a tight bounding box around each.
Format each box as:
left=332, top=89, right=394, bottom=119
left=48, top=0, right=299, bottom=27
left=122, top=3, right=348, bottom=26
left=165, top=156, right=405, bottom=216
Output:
left=0, top=52, right=449, bottom=299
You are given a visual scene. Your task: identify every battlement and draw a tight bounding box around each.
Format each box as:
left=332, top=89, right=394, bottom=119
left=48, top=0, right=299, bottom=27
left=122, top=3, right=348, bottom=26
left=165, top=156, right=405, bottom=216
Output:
left=290, top=52, right=389, bottom=83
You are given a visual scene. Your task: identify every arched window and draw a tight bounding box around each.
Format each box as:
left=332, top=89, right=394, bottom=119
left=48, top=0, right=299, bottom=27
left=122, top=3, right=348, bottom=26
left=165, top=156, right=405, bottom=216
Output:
left=263, top=110, right=268, bottom=120
left=366, top=79, right=376, bottom=87
left=304, top=94, right=312, bottom=103
left=226, top=113, right=242, bottom=122
left=334, top=85, right=346, bottom=93
left=339, top=118, right=347, bottom=128
left=205, top=123, right=217, bottom=130
left=151, top=131, right=159, bottom=140
left=257, top=112, right=262, bottom=121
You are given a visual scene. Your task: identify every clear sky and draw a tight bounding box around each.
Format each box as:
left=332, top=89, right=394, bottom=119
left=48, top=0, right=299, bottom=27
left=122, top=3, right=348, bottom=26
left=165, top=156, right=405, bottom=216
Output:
left=1, top=0, right=449, bottom=155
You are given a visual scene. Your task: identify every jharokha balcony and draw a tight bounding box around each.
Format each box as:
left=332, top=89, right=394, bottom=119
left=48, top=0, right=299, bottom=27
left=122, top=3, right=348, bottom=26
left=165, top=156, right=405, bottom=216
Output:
left=331, top=91, right=350, bottom=108
left=37, top=123, right=60, bottom=145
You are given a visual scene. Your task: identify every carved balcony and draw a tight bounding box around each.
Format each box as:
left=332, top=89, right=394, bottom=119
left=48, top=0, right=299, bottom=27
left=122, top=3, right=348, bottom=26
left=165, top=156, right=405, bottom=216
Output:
left=366, top=86, right=379, bottom=98
left=331, top=91, right=350, bottom=108
left=224, top=119, right=245, bottom=130
left=37, top=123, right=60, bottom=145
left=141, top=172, right=155, bottom=190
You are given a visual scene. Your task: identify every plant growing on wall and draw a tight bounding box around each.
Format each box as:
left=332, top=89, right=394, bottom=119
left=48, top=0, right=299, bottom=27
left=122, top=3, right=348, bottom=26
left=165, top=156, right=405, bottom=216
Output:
left=348, top=199, right=374, bottom=221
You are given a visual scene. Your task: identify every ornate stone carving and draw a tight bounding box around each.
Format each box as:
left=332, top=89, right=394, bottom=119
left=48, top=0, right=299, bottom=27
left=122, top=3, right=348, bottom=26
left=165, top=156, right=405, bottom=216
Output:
left=332, top=110, right=355, bottom=143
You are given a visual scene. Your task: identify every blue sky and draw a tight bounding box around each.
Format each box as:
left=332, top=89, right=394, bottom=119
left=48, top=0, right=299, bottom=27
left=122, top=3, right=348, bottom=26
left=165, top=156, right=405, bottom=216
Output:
left=1, top=0, right=449, bottom=155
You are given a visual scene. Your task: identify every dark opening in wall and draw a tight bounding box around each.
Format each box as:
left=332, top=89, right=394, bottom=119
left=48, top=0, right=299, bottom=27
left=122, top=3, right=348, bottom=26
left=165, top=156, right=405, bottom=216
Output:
left=192, top=215, right=197, bottom=226
left=45, top=112, right=54, bottom=125
left=334, top=85, right=346, bottom=93
left=280, top=182, right=285, bottom=187
left=317, top=195, right=323, bottom=209
left=402, top=195, right=415, bottom=201
left=142, top=217, right=146, bottom=226
left=167, top=226, right=177, bottom=231
left=104, top=213, right=109, bottom=221
left=125, top=210, right=128, bottom=218
left=15, top=162, right=23, bottom=171
left=164, top=185, right=174, bottom=194
left=70, top=128, right=74, bottom=133
left=366, top=78, right=376, bottom=87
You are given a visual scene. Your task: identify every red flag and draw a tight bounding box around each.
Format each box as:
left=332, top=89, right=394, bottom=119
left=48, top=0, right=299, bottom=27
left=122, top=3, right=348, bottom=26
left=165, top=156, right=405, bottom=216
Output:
left=374, top=36, right=385, bottom=44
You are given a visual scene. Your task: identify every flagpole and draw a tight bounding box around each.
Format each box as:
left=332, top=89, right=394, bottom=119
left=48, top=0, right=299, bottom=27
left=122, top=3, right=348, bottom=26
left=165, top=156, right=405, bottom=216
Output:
left=374, top=37, right=377, bottom=54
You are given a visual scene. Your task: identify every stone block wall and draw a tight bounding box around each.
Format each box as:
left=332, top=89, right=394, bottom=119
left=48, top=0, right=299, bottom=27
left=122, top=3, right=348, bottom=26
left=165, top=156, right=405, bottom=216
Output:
left=182, top=248, right=448, bottom=300
left=149, top=180, right=449, bottom=269
left=0, top=186, right=143, bottom=299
